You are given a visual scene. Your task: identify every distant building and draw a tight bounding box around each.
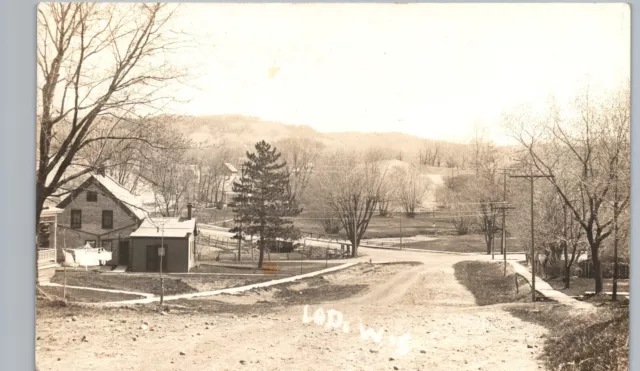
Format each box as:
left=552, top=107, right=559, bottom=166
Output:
left=223, top=162, right=238, bottom=176
left=37, top=198, right=63, bottom=283
left=220, top=162, right=240, bottom=207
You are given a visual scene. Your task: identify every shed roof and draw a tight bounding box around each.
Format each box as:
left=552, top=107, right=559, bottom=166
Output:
left=130, top=217, right=196, bottom=238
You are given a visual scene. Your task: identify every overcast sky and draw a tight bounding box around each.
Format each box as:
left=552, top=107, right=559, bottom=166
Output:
left=164, top=3, right=629, bottom=145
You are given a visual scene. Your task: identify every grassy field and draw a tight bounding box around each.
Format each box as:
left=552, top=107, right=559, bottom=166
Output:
left=294, top=212, right=460, bottom=239
left=198, top=205, right=470, bottom=240
left=453, top=260, right=629, bottom=371
left=195, top=208, right=235, bottom=225
left=404, top=234, right=488, bottom=253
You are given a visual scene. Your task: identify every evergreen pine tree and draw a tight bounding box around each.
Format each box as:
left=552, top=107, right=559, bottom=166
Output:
left=229, top=141, right=302, bottom=268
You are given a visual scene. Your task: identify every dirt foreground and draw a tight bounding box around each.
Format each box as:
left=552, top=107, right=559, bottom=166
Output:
left=37, top=249, right=548, bottom=371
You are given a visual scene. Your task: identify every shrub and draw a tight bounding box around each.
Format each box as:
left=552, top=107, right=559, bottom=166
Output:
left=320, top=218, right=342, bottom=234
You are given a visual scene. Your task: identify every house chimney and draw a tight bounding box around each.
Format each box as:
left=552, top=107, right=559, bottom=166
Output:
left=187, top=203, right=193, bottom=220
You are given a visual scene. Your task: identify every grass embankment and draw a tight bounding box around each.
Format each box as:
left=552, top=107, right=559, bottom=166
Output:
left=38, top=286, right=145, bottom=303
left=454, top=261, right=629, bottom=371
left=51, top=270, right=197, bottom=296
left=453, top=261, right=532, bottom=305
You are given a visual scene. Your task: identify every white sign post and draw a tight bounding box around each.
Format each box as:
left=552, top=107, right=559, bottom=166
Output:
left=158, top=247, right=165, bottom=257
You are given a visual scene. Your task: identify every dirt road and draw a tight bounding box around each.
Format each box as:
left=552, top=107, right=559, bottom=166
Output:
left=37, top=248, right=547, bottom=371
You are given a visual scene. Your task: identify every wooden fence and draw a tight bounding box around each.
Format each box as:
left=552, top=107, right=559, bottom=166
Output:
left=578, top=261, right=630, bottom=279
left=37, top=248, right=56, bottom=264
left=537, top=260, right=630, bottom=280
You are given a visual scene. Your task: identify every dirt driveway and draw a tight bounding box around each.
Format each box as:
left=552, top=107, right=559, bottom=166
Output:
left=37, top=248, right=547, bottom=371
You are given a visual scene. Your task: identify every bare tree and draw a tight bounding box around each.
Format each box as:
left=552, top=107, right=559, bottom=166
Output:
left=35, top=3, right=192, bottom=281
left=376, top=179, right=395, bottom=217
left=446, top=198, right=474, bottom=235
left=418, top=142, right=441, bottom=167
left=395, top=165, right=430, bottom=218
left=561, top=203, right=586, bottom=288
left=148, top=149, right=197, bottom=217
left=299, top=166, right=344, bottom=235
left=504, top=85, right=630, bottom=294
left=320, top=151, right=387, bottom=257
left=192, top=146, right=238, bottom=206
left=277, top=137, right=324, bottom=206
left=461, top=134, right=502, bottom=254
left=470, top=126, right=499, bottom=179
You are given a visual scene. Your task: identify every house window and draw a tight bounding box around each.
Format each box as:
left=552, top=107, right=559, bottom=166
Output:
left=86, top=191, right=98, bottom=202
left=71, top=209, right=82, bottom=229
left=102, top=210, right=113, bottom=229
left=85, top=240, right=96, bottom=247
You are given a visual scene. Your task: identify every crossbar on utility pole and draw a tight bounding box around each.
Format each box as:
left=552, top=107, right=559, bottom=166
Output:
left=510, top=165, right=554, bottom=302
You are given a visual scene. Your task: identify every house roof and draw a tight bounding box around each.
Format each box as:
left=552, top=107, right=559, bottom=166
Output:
left=224, top=163, right=238, bottom=173
left=93, top=174, right=148, bottom=220
left=129, top=217, right=196, bottom=238
left=58, top=173, right=148, bottom=221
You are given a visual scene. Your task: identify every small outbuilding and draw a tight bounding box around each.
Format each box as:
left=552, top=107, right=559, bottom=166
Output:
left=128, top=205, right=197, bottom=273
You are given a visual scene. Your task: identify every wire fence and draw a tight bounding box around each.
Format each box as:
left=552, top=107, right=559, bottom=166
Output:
left=194, top=234, right=354, bottom=266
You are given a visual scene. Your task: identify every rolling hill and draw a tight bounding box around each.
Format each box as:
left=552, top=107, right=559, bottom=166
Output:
left=170, top=114, right=482, bottom=162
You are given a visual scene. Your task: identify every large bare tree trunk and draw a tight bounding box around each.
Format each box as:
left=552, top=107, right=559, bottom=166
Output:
left=591, top=243, right=603, bottom=294
left=563, top=241, right=571, bottom=289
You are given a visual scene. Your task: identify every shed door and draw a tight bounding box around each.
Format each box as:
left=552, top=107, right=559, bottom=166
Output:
left=146, top=244, right=168, bottom=272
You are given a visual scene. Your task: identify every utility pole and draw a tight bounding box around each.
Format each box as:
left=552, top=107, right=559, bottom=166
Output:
left=493, top=202, right=515, bottom=276
left=352, top=201, right=357, bottom=257
left=612, top=166, right=619, bottom=301
left=237, top=164, right=245, bottom=262
left=158, top=224, right=165, bottom=311
left=490, top=203, right=495, bottom=260
left=510, top=164, right=554, bottom=302
left=500, top=169, right=509, bottom=254
left=400, top=212, right=403, bottom=250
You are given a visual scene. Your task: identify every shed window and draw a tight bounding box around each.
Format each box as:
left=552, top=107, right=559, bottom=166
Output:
left=102, top=210, right=113, bottom=229
left=71, top=210, right=82, bottom=229
left=86, top=191, right=98, bottom=202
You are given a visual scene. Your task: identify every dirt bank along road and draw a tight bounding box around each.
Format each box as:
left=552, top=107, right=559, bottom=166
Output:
left=37, top=248, right=547, bottom=371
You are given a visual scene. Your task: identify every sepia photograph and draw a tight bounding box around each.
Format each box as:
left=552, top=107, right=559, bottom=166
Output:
left=35, top=3, right=630, bottom=370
